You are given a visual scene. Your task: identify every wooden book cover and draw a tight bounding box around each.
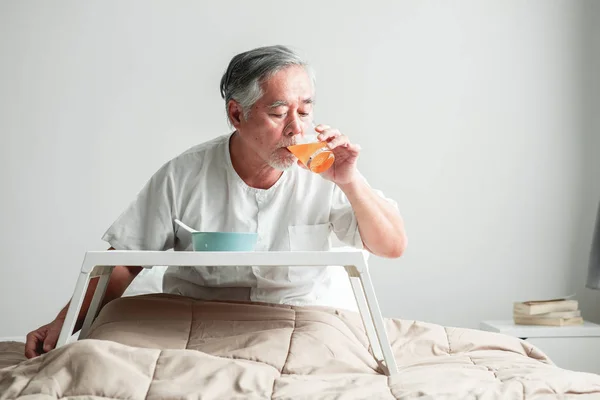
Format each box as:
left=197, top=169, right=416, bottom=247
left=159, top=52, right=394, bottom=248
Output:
left=513, top=309, right=581, bottom=319
left=513, top=316, right=584, bottom=326
left=513, top=298, right=578, bottom=316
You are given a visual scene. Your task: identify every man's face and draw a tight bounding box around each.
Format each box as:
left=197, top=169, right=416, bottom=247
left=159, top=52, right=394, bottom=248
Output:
left=233, top=66, right=314, bottom=170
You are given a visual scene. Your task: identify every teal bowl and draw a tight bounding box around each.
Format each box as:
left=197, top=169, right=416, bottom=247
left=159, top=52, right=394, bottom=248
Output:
left=191, top=232, right=258, bottom=252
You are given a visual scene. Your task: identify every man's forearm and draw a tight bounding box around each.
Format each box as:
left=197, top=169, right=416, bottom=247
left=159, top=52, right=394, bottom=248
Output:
left=55, top=265, right=142, bottom=331
left=339, top=174, right=406, bottom=258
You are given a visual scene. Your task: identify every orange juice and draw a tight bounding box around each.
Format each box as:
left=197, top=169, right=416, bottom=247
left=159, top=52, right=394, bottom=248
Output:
left=287, top=142, right=335, bottom=173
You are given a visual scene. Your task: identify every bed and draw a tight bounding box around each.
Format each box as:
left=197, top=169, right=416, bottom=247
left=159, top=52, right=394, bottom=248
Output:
left=3, top=248, right=600, bottom=399
left=1, top=293, right=600, bottom=399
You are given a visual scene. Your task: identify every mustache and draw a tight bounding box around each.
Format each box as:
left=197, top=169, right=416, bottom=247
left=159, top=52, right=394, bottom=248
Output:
left=277, top=140, right=297, bottom=148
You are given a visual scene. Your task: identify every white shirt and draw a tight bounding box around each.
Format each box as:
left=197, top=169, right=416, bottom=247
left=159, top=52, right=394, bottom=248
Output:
left=102, top=133, right=398, bottom=309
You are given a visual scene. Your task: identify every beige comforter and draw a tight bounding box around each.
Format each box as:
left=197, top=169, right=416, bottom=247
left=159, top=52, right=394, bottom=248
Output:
left=1, top=294, right=600, bottom=399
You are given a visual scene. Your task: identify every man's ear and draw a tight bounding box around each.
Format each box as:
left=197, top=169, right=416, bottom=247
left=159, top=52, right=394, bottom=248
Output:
left=227, top=100, right=244, bottom=128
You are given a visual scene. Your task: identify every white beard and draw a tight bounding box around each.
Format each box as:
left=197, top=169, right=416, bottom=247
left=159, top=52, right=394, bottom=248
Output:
left=269, top=159, right=296, bottom=171
left=268, top=152, right=297, bottom=171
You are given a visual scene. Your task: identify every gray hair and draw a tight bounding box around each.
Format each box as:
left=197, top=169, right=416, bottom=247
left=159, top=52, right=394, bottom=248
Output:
left=219, top=45, right=315, bottom=122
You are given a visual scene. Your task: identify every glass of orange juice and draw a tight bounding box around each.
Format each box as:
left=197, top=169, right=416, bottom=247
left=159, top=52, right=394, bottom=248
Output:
left=287, top=121, right=335, bottom=173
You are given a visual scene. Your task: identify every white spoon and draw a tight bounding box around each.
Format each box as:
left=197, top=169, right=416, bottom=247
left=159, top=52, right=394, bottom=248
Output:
left=174, top=219, right=198, bottom=233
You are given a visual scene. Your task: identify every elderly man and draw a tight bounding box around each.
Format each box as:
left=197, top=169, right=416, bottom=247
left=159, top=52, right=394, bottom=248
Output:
left=25, top=45, right=406, bottom=358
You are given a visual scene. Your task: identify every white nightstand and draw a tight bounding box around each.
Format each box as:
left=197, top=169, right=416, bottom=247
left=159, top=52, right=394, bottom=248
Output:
left=480, top=320, right=600, bottom=375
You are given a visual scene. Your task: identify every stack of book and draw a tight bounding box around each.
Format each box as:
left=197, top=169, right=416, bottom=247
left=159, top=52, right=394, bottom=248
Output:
left=513, top=297, right=583, bottom=326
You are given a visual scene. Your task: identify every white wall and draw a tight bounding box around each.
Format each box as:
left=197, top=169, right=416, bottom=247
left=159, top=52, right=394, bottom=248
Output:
left=1, top=1, right=598, bottom=338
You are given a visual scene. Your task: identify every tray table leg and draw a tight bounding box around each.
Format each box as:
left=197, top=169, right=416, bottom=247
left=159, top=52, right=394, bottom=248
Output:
left=358, top=269, right=399, bottom=376
left=348, top=275, right=385, bottom=363
left=79, top=266, right=113, bottom=339
left=56, top=270, right=91, bottom=347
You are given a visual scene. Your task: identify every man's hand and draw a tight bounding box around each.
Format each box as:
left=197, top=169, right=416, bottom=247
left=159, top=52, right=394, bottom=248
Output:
left=22, top=262, right=142, bottom=359
left=298, top=123, right=406, bottom=258
left=300, top=124, right=361, bottom=185
left=24, top=316, right=65, bottom=358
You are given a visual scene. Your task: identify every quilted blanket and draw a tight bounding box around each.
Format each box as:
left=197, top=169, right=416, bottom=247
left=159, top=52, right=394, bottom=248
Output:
left=1, top=293, right=600, bottom=399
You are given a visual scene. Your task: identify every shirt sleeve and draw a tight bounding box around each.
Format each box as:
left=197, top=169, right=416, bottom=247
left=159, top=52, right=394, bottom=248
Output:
left=329, top=182, right=399, bottom=249
left=101, top=160, right=177, bottom=252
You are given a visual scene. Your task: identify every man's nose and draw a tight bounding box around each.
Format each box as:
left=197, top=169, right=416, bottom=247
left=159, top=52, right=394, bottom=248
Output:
left=284, top=117, right=303, bottom=137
